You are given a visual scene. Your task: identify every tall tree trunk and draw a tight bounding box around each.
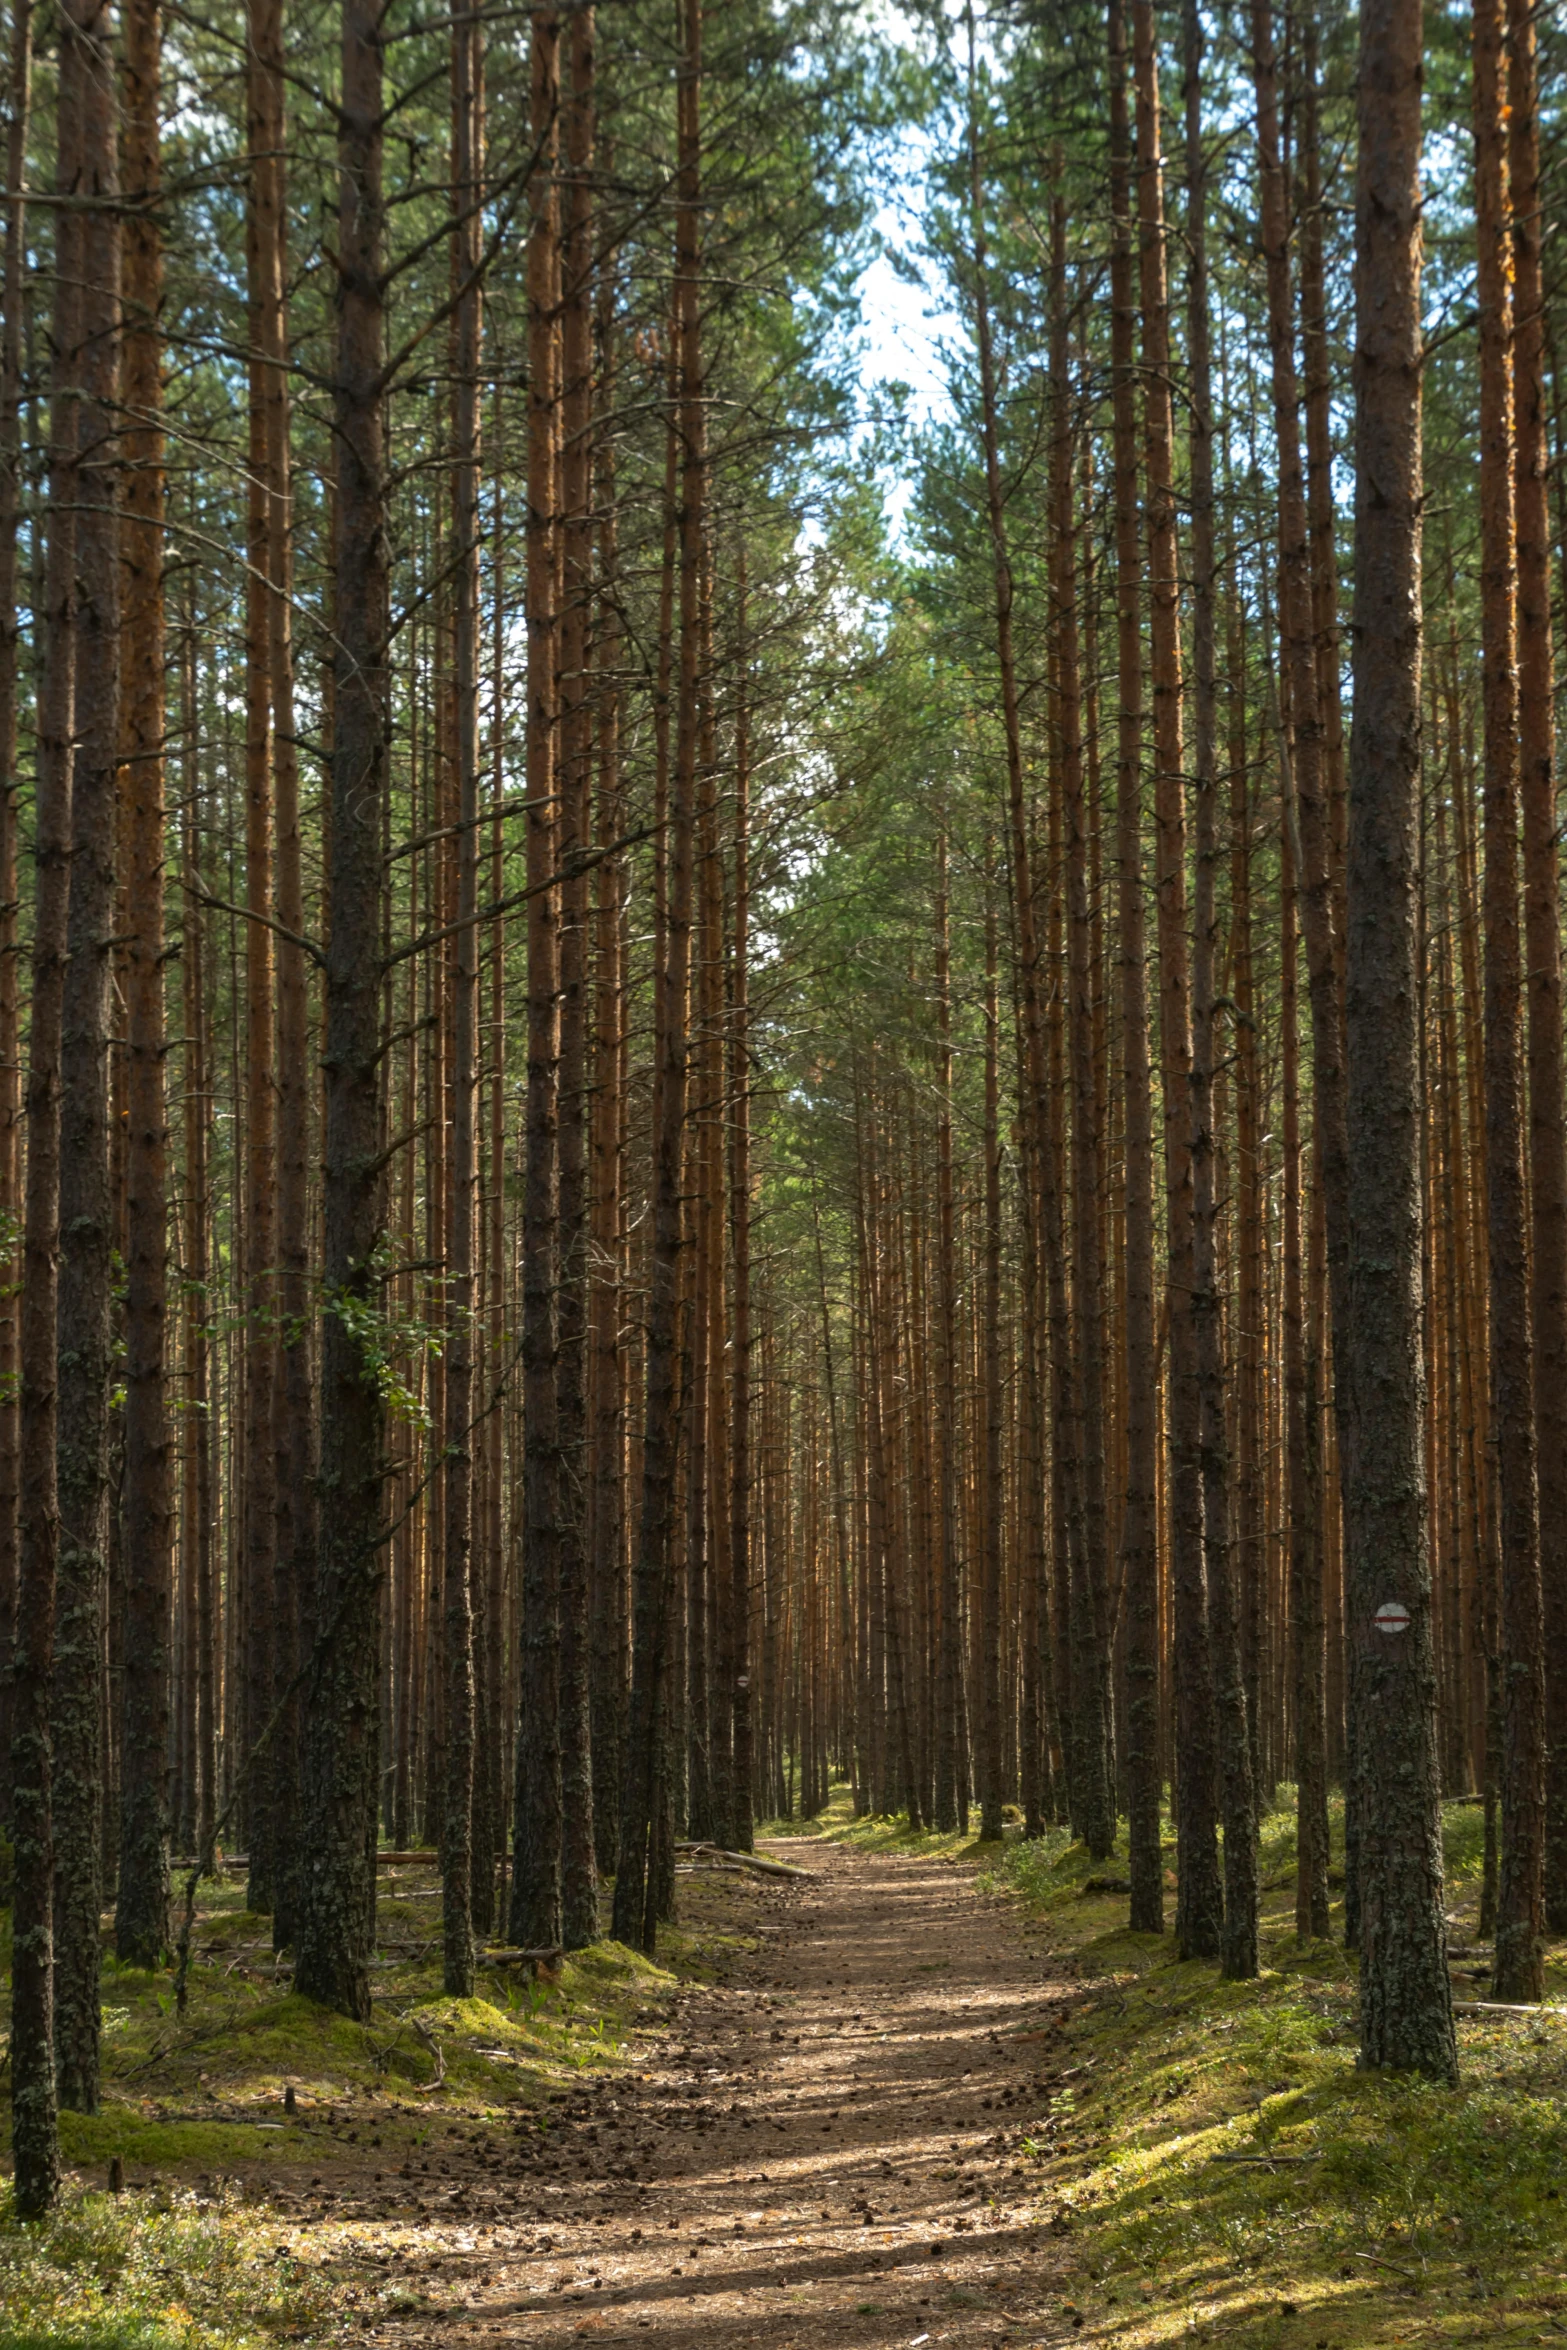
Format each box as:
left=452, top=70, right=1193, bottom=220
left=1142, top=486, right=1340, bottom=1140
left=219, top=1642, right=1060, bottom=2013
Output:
left=588, top=335, right=625, bottom=1875
left=612, top=0, right=701, bottom=1952
left=511, top=2, right=564, bottom=1952
left=10, top=0, right=83, bottom=2212
left=54, top=0, right=120, bottom=2114
left=1469, top=0, right=1544, bottom=2005
left=1507, top=0, right=1567, bottom=1936
left=1133, top=0, right=1218, bottom=1959
left=180, top=700, right=216, bottom=1859
left=255, top=0, right=312, bottom=1956
left=556, top=1, right=597, bottom=1949
left=978, top=881, right=1004, bottom=1840
left=727, top=554, right=754, bottom=1854
left=1183, top=0, right=1255, bottom=1978
left=241, top=0, right=280, bottom=1917
left=1344, top=0, right=1456, bottom=2083
left=116, top=0, right=172, bottom=1969
left=1107, top=0, right=1160, bottom=1934
left=296, top=0, right=389, bottom=2025
left=440, top=0, right=482, bottom=1998
left=932, top=828, right=962, bottom=1833
left=0, top=0, right=29, bottom=1830
left=1050, top=199, right=1113, bottom=1860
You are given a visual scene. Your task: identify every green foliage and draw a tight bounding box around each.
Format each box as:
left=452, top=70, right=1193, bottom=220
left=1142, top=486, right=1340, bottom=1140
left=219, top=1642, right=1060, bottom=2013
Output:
left=0, top=2185, right=345, bottom=2350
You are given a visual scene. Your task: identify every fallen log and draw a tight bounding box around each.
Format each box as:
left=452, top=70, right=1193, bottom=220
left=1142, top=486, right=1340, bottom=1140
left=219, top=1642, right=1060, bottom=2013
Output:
left=1452, top=2000, right=1567, bottom=2018
left=682, top=1841, right=816, bottom=1880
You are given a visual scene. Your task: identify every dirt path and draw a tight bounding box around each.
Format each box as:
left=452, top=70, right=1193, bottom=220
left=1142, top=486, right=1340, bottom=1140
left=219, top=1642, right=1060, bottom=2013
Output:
left=382, top=1839, right=1082, bottom=2350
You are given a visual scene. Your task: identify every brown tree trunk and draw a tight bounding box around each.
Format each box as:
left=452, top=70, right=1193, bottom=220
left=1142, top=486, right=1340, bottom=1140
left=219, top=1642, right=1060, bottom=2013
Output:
left=613, top=0, right=701, bottom=1952
left=1107, top=0, right=1160, bottom=1932
left=1184, top=0, right=1255, bottom=1977
left=727, top=557, right=754, bottom=1853
left=978, top=880, right=1004, bottom=1840
left=932, top=828, right=962, bottom=1832
left=1249, top=0, right=1357, bottom=1919
left=295, top=0, right=389, bottom=2024
left=1507, top=0, right=1567, bottom=1936
left=556, top=1, right=597, bottom=1949
left=254, top=0, right=312, bottom=1955
left=0, top=0, right=29, bottom=1829
left=115, top=0, right=172, bottom=1969
left=511, top=2, right=564, bottom=1952
left=180, top=695, right=216, bottom=1860
left=1050, top=199, right=1113, bottom=1860
left=1134, top=0, right=1218, bottom=1958
left=1470, top=0, right=1544, bottom=2004
left=440, top=0, right=482, bottom=1999
left=1344, top=0, right=1456, bottom=2082
left=241, top=0, right=280, bottom=1918
left=10, top=0, right=82, bottom=2211
left=53, top=0, right=120, bottom=2114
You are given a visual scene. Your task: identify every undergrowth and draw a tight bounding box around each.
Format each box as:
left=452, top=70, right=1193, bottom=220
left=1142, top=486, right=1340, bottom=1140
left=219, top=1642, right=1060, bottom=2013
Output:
left=0, top=2183, right=344, bottom=2350
left=0, top=1862, right=703, bottom=2349
left=976, top=1792, right=1567, bottom=2348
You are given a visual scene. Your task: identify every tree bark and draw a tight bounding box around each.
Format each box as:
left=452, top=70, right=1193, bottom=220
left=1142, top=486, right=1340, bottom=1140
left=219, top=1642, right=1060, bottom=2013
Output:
left=440, top=0, right=482, bottom=1998
left=1107, top=0, right=1160, bottom=1933
left=295, top=0, right=389, bottom=2025
left=511, top=2, right=564, bottom=1953
left=1133, top=0, right=1218, bottom=1959
left=53, top=0, right=120, bottom=2114
left=1506, top=0, right=1567, bottom=1937
left=1184, top=0, right=1255, bottom=1978
left=0, top=0, right=29, bottom=1830
left=556, top=1, right=598, bottom=1950
left=10, top=0, right=82, bottom=2210
left=1344, top=0, right=1457, bottom=2082
left=115, top=0, right=172, bottom=1970
left=1050, top=195, right=1113, bottom=1861
left=612, top=0, right=701, bottom=1952
left=241, top=0, right=281, bottom=1917
left=1469, top=0, right=1544, bottom=2006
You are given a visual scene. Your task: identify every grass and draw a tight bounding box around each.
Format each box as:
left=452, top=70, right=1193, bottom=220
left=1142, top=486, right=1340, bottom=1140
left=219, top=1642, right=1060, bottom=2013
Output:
left=0, top=2182, right=345, bottom=2350
left=0, top=1859, right=731, bottom=2350
left=757, top=1784, right=1023, bottom=1859
left=972, top=1791, right=1567, bottom=2348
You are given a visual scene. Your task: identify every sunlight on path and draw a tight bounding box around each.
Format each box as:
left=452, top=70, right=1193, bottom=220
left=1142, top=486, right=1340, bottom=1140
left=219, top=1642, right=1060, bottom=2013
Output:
left=380, top=1840, right=1084, bottom=2350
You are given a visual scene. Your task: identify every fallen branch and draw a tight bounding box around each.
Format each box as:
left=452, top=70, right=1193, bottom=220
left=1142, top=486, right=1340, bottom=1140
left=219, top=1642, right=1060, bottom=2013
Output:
left=409, top=2016, right=447, bottom=2093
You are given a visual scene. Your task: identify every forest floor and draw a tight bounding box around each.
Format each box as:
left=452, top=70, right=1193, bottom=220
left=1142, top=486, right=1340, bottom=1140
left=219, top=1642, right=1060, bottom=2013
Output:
left=3, top=1797, right=1566, bottom=2350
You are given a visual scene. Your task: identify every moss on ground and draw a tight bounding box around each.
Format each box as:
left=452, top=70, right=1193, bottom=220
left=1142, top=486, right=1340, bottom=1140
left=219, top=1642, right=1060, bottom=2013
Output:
left=976, top=1793, right=1567, bottom=2348
left=757, top=1782, right=1019, bottom=1859
left=1, top=1863, right=705, bottom=2349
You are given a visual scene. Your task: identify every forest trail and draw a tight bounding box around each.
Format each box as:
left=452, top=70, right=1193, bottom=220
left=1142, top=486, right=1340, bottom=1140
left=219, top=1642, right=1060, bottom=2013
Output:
left=388, top=1840, right=1079, bottom=2350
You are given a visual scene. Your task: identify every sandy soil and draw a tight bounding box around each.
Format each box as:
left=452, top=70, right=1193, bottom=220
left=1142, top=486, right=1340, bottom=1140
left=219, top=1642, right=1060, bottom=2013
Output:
left=378, top=1838, right=1086, bottom=2350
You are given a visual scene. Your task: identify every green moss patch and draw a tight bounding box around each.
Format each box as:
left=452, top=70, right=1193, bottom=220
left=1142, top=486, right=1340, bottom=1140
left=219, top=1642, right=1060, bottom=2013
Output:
left=975, top=1795, right=1567, bottom=2347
